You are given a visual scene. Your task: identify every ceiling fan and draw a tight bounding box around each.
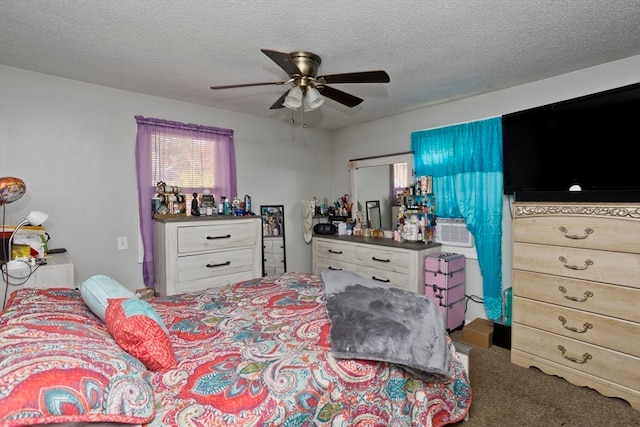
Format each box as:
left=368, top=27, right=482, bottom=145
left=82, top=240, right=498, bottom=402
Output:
left=210, top=49, right=390, bottom=111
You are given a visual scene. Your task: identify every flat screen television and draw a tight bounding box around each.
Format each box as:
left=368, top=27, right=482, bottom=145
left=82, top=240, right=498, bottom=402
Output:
left=502, top=82, right=640, bottom=202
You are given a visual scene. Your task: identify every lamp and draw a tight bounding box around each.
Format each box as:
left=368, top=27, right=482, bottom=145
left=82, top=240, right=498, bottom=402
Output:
left=304, top=87, right=325, bottom=111
left=283, top=86, right=303, bottom=109
left=7, top=211, right=48, bottom=261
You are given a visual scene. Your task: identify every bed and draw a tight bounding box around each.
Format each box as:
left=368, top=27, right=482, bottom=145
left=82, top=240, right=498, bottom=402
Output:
left=0, top=271, right=471, bottom=426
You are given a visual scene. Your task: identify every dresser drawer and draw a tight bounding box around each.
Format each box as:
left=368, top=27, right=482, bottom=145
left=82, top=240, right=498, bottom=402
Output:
left=514, top=214, right=640, bottom=253
left=177, top=247, right=256, bottom=283
left=177, top=221, right=259, bottom=253
left=314, top=239, right=357, bottom=263
left=263, top=237, right=284, bottom=254
left=174, top=270, right=257, bottom=294
left=314, top=255, right=356, bottom=274
left=513, top=242, right=640, bottom=288
left=356, top=265, right=411, bottom=291
left=264, top=251, right=285, bottom=269
left=356, top=246, right=410, bottom=273
left=512, top=324, right=640, bottom=391
left=512, top=270, right=640, bottom=322
left=513, top=297, right=640, bottom=356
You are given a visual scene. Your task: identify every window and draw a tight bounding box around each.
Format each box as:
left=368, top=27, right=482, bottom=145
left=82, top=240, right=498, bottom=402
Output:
left=135, top=116, right=236, bottom=286
left=151, top=133, right=216, bottom=191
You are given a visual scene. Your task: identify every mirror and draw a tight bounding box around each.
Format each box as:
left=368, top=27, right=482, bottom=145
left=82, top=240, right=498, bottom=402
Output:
left=350, top=152, right=413, bottom=230
left=260, top=205, right=286, bottom=276
left=366, top=200, right=381, bottom=229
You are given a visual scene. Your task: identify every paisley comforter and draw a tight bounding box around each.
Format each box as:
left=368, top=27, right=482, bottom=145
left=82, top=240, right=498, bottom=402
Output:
left=1, top=272, right=471, bottom=426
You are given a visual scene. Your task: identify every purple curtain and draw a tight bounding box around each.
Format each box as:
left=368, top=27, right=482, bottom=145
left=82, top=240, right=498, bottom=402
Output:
left=135, top=116, right=236, bottom=286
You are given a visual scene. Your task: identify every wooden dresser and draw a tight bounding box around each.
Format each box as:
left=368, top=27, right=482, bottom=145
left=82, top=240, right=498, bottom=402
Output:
left=511, top=202, right=640, bottom=410
left=312, top=235, right=441, bottom=294
left=154, top=216, right=262, bottom=296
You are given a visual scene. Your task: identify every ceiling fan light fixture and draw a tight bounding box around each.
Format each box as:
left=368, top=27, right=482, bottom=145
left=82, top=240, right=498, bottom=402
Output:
left=304, top=87, right=324, bottom=111
left=283, top=86, right=303, bottom=109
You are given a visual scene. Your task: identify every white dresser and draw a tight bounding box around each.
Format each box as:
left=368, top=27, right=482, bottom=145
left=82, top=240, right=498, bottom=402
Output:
left=511, top=202, right=640, bottom=410
left=312, top=235, right=441, bottom=294
left=154, top=217, right=262, bottom=296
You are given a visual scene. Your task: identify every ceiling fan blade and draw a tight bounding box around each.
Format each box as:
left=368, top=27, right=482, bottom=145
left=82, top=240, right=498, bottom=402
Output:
left=261, top=49, right=302, bottom=76
left=318, top=70, right=390, bottom=84
left=269, top=90, right=289, bottom=109
left=211, top=81, right=285, bottom=90
left=319, top=85, right=363, bottom=108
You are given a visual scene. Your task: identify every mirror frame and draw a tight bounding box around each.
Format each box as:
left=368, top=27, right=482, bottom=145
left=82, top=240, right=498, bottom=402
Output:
left=349, top=151, right=414, bottom=224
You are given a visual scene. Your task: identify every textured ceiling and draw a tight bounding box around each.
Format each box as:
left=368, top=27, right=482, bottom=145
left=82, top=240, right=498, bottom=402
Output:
left=1, top=1, right=639, bottom=130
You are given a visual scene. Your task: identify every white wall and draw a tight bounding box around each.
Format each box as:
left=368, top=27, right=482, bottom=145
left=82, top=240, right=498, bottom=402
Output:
left=0, top=65, right=333, bottom=290
left=2, top=55, right=638, bottom=316
left=331, top=55, right=640, bottom=322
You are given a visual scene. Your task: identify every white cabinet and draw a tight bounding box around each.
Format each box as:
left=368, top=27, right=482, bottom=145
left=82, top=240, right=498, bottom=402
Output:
left=312, top=235, right=441, bottom=294
left=154, top=217, right=262, bottom=296
left=510, top=202, right=640, bottom=410
left=260, top=205, right=286, bottom=276
left=1, top=252, right=74, bottom=306
left=263, top=236, right=285, bottom=276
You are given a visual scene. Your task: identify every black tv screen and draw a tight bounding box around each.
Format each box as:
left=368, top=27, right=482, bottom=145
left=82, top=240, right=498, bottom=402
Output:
left=502, top=82, right=640, bottom=202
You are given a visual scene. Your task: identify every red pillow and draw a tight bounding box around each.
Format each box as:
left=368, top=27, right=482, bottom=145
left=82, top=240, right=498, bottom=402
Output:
left=105, top=298, right=177, bottom=372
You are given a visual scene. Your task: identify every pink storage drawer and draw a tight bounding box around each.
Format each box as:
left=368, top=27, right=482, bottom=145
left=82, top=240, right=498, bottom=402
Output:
left=425, top=252, right=466, bottom=331
left=424, top=252, right=465, bottom=275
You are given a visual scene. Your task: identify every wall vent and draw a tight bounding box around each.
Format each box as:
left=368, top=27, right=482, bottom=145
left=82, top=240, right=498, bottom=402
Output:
left=435, top=218, right=474, bottom=247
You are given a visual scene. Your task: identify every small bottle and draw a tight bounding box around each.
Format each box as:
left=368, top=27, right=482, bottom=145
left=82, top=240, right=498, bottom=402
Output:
left=223, top=197, right=230, bottom=215
left=219, top=196, right=226, bottom=215
left=232, top=196, right=241, bottom=215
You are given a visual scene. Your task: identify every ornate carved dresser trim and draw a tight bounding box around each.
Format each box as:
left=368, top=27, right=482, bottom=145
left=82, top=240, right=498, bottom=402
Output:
left=514, top=204, right=640, bottom=220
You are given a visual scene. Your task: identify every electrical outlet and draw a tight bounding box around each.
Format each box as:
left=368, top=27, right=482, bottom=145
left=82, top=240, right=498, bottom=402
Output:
left=117, top=236, right=128, bottom=250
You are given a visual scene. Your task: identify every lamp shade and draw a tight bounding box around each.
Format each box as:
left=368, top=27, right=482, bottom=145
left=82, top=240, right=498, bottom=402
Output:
left=0, top=177, right=26, bottom=205
left=283, top=86, right=303, bottom=110
left=304, top=87, right=324, bottom=111
left=25, top=211, right=48, bottom=226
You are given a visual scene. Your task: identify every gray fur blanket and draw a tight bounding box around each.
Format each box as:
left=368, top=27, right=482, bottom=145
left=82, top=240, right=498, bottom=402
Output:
left=321, top=270, right=453, bottom=379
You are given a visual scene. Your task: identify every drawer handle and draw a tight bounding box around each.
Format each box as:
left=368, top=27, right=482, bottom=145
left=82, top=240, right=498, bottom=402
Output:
left=558, top=256, right=593, bottom=270
left=371, top=276, right=391, bottom=283
left=371, top=256, right=391, bottom=263
left=206, top=261, right=231, bottom=268
left=328, top=266, right=343, bottom=271
left=328, top=249, right=343, bottom=254
left=558, top=316, right=593, bottom=333
left=557, top=345, right=592, bottom=364
left=207, top=234, right=231, bottom=240
left=558, top=226, right=594, bottom=240
left=558, top=286, right=593, bottom=302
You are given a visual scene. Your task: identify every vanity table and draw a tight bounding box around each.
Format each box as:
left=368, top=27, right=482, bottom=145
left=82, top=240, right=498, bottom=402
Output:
left=312, top=234, right=441, bottom=294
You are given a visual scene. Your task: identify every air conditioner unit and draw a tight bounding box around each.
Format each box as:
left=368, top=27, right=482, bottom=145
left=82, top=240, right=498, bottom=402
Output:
left=435, top=218, right=474, bottom=247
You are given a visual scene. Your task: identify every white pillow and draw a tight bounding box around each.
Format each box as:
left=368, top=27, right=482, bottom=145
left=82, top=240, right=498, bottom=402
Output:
left=80, top=274, right=137, bottom=322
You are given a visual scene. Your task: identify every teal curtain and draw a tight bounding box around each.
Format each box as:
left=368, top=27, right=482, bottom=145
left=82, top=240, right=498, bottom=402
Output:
left=411, top=117, right=503, bottom=320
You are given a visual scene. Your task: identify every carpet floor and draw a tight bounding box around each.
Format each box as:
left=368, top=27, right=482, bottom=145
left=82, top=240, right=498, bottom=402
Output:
left=448, top=330, right=639, bottom=427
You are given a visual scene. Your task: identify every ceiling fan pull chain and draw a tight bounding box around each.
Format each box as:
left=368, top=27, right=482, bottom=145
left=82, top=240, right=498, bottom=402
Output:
left=302, top=104, right=306, bottom=128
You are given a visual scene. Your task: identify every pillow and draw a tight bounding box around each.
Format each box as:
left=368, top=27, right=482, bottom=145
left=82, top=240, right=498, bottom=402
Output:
left=81, top=275, right=137, bottom=322
left=105, top=298, right=177, bottom=372
left=321, top=270, right=453, bottom=379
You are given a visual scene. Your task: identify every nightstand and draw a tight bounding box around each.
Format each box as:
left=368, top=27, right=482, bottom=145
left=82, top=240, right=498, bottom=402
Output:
left=1, top=252, right=75, bottom=307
